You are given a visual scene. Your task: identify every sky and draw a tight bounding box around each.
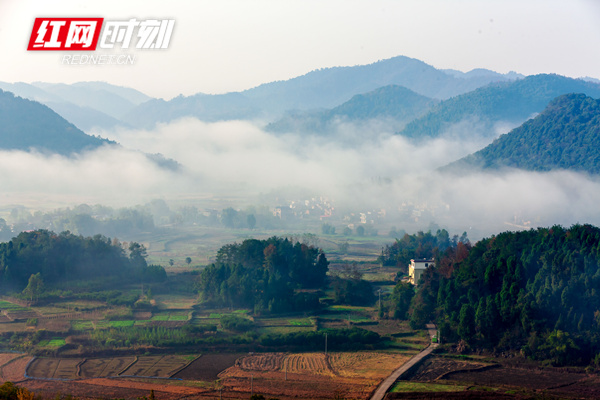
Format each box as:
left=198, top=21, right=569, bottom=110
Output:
left=1, top=0, right=600, bottom=99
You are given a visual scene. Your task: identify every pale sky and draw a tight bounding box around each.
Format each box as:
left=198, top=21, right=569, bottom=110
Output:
left=1, top=0, right=599, bottom=99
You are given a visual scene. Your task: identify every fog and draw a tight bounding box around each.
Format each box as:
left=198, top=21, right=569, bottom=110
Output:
left=1, top=117, right=599, bottom=239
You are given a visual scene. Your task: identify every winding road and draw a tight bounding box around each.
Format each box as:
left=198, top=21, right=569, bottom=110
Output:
left=370, top=323, right=438, bottom=400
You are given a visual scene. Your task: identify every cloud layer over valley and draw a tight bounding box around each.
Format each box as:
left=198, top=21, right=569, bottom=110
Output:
left=1, top=117, right=599, bottom=238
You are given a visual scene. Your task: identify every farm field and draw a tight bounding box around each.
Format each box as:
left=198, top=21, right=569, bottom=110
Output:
left=26, top=355, right=196, bottom=380
left=9, top=350, right=413, bottom=400
left=384, top=354, right=600, bottom=400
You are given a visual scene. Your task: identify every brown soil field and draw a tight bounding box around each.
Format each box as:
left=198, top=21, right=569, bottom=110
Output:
left=219, top=372, right=377, bottom=400
left=237, top=352, right=285, bottom=371
left=408, top=357, right=492, bottom=381
left=386, top=391, right=525, bottom=399
left=283, top=352, right=334, bottom=376
left=80, top=356, right=136, bottom=378
left=442, top=365, right=586, bottom=390
left=329, top=352, right=411, bottom=379
left=173, top=353, right=243, bottom=381
left=0, top=354, right=30, bottom=382
left=218, top=352, right=414, bottom=400
left=405, top=355, right=598, bottom=400
left=37, top=319, right=71, bottom=331
left=20, top=378, right=207, bottom=400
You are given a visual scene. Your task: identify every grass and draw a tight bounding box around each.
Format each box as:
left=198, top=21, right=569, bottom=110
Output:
left=38, top=338, right=66, bottom=348
left=288, top=318, right=313, bottom=326
left=0, top=300, right=29, bottom=311
left=390, top=381, right=467, bottom=393
left=71, top=320, right=94, bottom=330
left=109, top=320, right=135, bottom=328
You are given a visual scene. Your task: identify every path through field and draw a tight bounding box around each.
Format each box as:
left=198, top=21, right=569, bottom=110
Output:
left=370, top=323, right=438, bottom=400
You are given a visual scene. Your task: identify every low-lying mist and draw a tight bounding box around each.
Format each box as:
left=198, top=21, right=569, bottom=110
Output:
left=1, top=117, right=599, bottom=239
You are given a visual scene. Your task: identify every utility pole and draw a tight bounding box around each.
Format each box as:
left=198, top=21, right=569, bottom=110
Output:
left=251, top=373, right=253, bottom=396
left=325, top=332, right=328, bottom=354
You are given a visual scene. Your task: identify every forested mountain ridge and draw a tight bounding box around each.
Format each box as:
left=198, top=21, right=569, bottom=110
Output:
left=446, top=93, right=600, bottom=173
left=0, top=90, right=113, bottom=155
left=123, top=56, right=518, bottom=128
left=399, top=74, right=600, bottom=140
left=265, top=85, right=438, bottom=134
left=409, top=224, right=600, bottom=366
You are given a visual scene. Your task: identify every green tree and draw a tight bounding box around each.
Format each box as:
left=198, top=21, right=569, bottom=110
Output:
left=22, top=272, right=44, bottom=303
left=185, top=257, right=192, bottom=265
left=391, top=282, right=414, bottom=320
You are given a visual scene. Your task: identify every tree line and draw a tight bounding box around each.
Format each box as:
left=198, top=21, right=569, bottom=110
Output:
left=401, top=224, right=600, bottom=367
left=0, top=230, right=165, bottom=294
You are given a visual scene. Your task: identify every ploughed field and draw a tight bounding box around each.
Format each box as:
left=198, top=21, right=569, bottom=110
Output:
left=3, top=351, right=411, bottom=400
left=387, top=355, right=600, bottom=399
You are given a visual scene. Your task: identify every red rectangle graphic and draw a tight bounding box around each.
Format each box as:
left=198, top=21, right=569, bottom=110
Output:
left=27, top=18, right=104, bottom=51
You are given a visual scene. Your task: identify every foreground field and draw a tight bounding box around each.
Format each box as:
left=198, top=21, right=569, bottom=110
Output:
left=2, top=351, right=412, bottom=400
left=388, top=354, right=600, bottom=400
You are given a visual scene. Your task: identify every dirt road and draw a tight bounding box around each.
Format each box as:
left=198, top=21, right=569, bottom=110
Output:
left=370, top=323, right=438, bottom=400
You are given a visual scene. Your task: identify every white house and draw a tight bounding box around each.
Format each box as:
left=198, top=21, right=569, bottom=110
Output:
left=408, top=258, right=434, bottom=285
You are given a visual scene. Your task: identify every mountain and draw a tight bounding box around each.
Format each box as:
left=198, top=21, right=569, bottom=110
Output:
left=0, top=81, right=151, bottom=132
left=399, top=74, right=600, bottom=140
left=266, top=85, right=438, bottom=134
left=445, top=93, right=600, bottom=173
left=0, top=90, right=113, bottom=155
left=31, top=81, right=151, bottom=119
left=122, top=92, right=262, bottom=129
left=123, top=55, right=519, bottom=128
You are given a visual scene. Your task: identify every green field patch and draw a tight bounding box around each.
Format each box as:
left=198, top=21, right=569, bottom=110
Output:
left=391, top=381, right=466, bottom=393
left=151, top=315, right=170, bottom=321
left=169, top=315, right=188, bottom=321
left=38, top=338, right=66, bottom=348
left=71, top=320, right=94, bottom=330
left=328, top=305, right=373, bottom=313
left=109, top=320, right=135, bottom=328
left=208, top=313, right=222, bottom=319
left=134, top=320, right=152, bottom=326
left=288, top=318, right=313, bottom=326
left=256, top=325, right=314, bottom=335
left=0, top=300, right=29, bottom=311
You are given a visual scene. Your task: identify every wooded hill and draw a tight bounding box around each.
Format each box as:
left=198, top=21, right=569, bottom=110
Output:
left=266, top=85, right=437, bottom=134
left=446, top=93, right=600, bottom=173
left=0, top=90, right=112, bottom=155
left=409, top=224, right=600, bottom=366
left=198, top=237, right=329, bottom=314
left=399, top=74, right=600, bottom=140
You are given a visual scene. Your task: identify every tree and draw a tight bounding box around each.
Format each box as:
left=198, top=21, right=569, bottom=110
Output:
left=22, top=273, right=44, bottom=303
left=322, top=223, right=335, bottom=235
left=129, top=242, right=148, bottom=269
left=169, top=259, right=174, bottom=266
left=185, top=257, right=192, bottom=265
left=391, top=282, right=414, bottom=320
left=355, top=225, right=365, bottom=236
